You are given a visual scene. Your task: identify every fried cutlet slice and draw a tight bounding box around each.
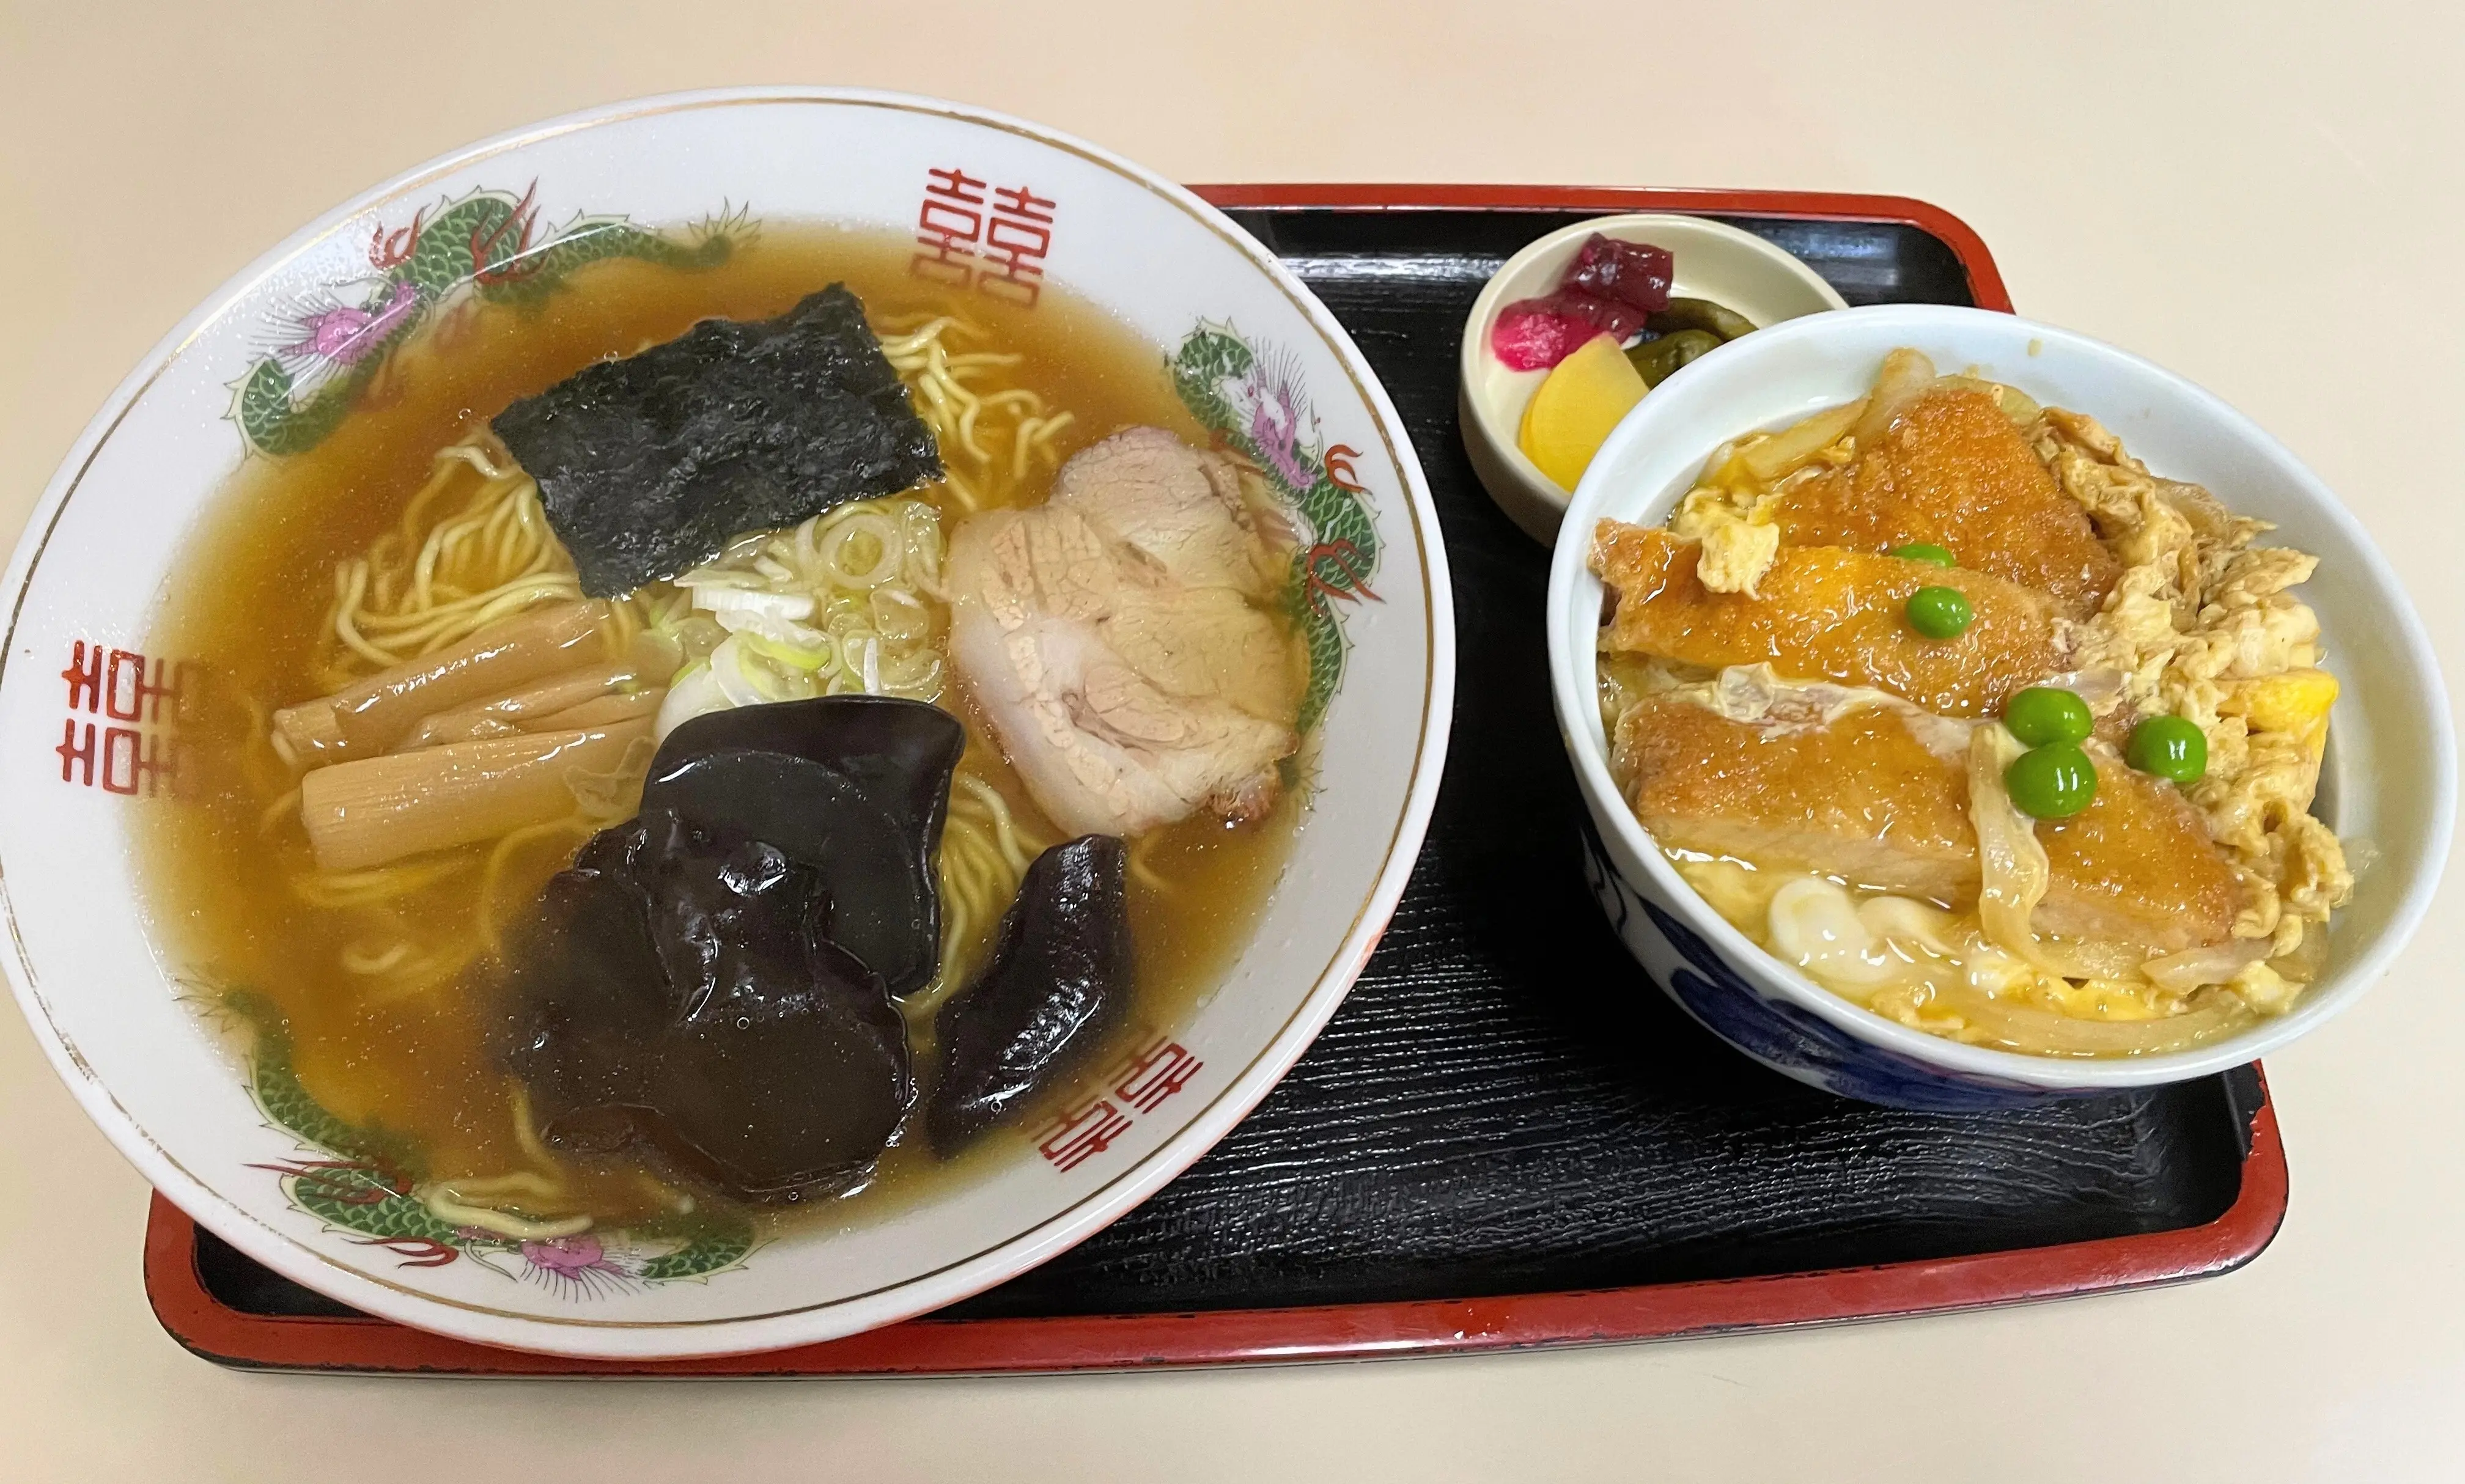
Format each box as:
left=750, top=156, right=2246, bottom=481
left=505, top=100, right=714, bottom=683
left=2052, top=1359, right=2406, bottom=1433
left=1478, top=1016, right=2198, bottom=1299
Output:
left=1613, top=695, right=2242, bottom=953
left=1773, top=388, right=2121, bottom=617
left=1593, top=523, right=2065, bottom=718
left=1615, top=697, right=1979, bottom=900
left=2032, top=765, right=2247, bottom=951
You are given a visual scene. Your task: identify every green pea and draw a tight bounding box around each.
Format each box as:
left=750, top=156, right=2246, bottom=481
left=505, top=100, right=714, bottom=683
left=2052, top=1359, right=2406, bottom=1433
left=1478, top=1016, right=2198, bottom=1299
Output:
left=2128, top=714, right=2208, bottom=783
left=1906, top=586, right=1973, bottom=639
left=2005, top=686, right=2093, bottom=748
left=1890, top=542, right=1956, bottom=568
left=2005, top=742, right=2098, bottom=819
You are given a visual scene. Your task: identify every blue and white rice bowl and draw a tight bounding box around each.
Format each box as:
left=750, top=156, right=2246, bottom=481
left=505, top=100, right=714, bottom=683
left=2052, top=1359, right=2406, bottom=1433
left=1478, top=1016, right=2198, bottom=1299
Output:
left=1546, top=303, right=2452, bottom=1109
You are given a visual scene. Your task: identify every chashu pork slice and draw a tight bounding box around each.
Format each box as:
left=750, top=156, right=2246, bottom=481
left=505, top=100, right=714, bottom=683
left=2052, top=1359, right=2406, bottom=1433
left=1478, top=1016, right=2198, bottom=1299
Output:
left=1772, top=386, right=2121, bottom=617
left=948, top=429, right=1302, bottom=840
left=1593, top=522, right=2066, bottom=718
left=1050, top=424, right=1281, bottom=599
left=1613, top=694, right=2245, bottom=953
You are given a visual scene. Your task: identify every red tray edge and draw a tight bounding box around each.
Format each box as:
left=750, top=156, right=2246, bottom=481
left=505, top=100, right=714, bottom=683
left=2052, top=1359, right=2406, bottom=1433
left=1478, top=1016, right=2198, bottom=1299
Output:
left=1192, top=184, right=2014, bottom=315
left=141, top=186, right=2273, bottom=1378
left=146, top=1083, right=2284, bottom=1375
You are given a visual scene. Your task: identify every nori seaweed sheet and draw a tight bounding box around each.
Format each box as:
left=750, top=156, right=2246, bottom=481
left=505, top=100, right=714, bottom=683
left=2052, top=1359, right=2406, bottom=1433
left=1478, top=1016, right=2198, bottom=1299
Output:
left=492, top=285, right=942, bottom=596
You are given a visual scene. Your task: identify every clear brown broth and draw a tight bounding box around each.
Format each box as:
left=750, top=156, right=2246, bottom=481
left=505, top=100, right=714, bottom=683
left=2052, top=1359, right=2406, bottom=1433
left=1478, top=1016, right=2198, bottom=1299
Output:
left=137, top=225, right=1300, bottom=1233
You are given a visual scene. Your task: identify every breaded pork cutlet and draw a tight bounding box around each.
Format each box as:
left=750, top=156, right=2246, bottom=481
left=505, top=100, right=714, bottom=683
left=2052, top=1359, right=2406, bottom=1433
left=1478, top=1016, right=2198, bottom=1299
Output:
left=1593, top=523, right=2065, bottom=718
left=1613, top=694, right=2246, bottom=954
left=1772, top=386, right=2121, bottom=617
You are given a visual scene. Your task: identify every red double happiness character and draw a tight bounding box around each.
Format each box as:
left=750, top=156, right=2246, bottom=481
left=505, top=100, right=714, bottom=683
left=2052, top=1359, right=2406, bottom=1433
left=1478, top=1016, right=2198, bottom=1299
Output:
left=104, top=648, right=185, bottom=724
left=1035, top=1094, right=1133, bottom=1172
left=977, top=183, right=1056, bottom=306
left=912, top=166, right=988, bottom=288
left=1111, top=1034, right=1204, bottom=1114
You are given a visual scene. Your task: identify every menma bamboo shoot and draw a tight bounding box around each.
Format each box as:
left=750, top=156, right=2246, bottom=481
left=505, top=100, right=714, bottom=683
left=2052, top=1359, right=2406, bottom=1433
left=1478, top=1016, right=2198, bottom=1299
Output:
left=298, top=723, right=649, bottom=872
left=394, top=661, right=649, bottom=749
left=273, top=601, right=613, bottom=763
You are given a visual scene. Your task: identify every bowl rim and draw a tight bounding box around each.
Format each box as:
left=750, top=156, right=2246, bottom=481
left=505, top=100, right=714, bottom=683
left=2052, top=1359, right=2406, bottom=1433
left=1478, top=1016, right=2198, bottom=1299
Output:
left=1546, top=299, right=2455, bottom=1089
left=1456, top=213, right=1849, bottom=522
left=0, top=85, right=1457, bottom=1357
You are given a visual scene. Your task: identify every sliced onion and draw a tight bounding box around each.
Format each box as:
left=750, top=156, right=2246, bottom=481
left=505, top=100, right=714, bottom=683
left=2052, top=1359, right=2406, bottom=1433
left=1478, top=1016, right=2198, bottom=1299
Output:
left=1967, top=724, right=2055, bottom=969
left=1852, top=347, right=1939, bottom=448
left=873, top=642, right=941, bottom=686
left=1732, top=399, right=1866, bottom=485
left=1767, top=878, right=1902, bottom=994
left=2142, top=939, right=2275, bottom=994
left=1857, top=895, right=1962, bottom=955
left=666, top=497, right=946, bottom=706
left=1930, top=982, right=2244, bottom=1057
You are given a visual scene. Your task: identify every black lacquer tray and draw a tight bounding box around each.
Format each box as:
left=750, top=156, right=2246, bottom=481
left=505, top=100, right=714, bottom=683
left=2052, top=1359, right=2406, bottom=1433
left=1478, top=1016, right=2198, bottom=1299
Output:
left=147, top=186, right=2283, bottom=1376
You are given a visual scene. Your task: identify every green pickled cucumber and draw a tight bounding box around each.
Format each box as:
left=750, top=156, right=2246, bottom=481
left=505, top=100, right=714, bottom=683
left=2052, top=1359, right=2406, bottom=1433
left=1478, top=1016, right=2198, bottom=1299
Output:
left=1646, top=297, right=1759, bottom=342
left=1626, top=329, right=1723, bottom=388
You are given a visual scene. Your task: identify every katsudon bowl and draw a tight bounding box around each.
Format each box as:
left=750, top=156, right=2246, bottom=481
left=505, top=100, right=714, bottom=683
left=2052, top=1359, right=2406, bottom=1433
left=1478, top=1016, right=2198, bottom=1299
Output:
left=1547, top=303, right=2451, bottom=1109
left=0, top=89, right=1453, bottom=1357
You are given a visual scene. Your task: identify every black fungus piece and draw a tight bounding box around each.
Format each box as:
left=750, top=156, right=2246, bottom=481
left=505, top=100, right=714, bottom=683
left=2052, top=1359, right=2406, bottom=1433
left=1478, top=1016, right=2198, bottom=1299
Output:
left=499, top=697, right=965, bottom=1202
left=929, top=835, right=1133, bottom=1151
left=492, top=285, right=941, bottom=596
left=645, top=696, right=963, bottom=997
left=504, top=807, right=912, bottom=1202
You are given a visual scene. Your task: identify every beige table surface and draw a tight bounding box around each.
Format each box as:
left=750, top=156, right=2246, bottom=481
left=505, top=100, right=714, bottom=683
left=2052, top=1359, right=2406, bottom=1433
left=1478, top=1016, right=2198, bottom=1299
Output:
left=4, top=2, right=2461, bottom=1479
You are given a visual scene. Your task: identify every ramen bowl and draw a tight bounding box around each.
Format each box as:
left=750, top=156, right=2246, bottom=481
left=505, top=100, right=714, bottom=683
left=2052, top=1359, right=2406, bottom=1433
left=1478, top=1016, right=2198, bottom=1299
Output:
left=1547, top=303, right=2451, bottom=1109
left=0, top=89, right=1453, bottom=1358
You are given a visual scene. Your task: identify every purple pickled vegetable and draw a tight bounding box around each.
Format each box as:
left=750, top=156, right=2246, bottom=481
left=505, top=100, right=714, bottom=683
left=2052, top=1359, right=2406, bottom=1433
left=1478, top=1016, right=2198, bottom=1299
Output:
left=1490, top=301, right=1596, bottom=370
left=1563, top=234, right=1674, bottom=314
left=1534, top=288, right=1651, bottom=342
left=1490, top=290, right=1651, bottom=370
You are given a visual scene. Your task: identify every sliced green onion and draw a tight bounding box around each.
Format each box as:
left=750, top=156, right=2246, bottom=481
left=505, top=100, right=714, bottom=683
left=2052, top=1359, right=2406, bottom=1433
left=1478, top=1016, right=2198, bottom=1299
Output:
left=735, top=626, right=835, bottom=672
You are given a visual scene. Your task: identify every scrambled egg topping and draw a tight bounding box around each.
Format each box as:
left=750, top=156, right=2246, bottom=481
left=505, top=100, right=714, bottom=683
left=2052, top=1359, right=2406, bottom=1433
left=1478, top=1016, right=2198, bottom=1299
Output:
left=1664, top=424, right=1858, bottom=596
left=2035, top=409, right=2353, bottom=963
left=1668, top=488, right=1782, bottom=595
